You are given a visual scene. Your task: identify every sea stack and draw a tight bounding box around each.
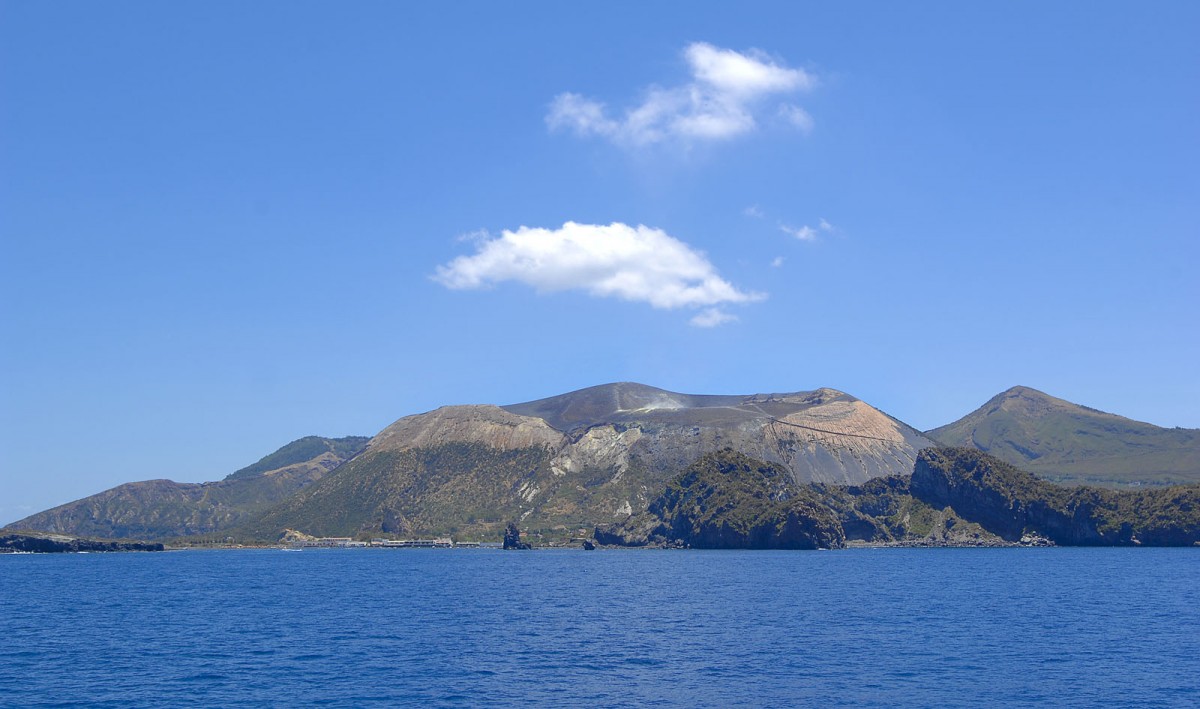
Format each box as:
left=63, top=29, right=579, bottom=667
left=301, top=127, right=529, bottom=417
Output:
left=503, top=522, right=531, bottom=550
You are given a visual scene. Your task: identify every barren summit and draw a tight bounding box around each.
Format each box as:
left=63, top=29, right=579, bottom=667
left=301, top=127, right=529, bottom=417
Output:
left=501, top=382, right=752, bottom=432
left=502, top=382, right=874, bottom=432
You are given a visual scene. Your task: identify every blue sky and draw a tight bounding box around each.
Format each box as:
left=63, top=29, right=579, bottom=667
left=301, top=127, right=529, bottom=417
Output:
left=2, top=1, right=1197, bottom=523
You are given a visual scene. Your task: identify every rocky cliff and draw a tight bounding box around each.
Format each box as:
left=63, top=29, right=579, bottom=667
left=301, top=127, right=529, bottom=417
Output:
left=595, top=449, right=845, bottom=549
left=1, top=532, right=163, bottom=553
left=598, top=446, right=1200, bottom=550
left=911, top=447, right=1200, bottom=546
left=596, top=449, right=1002, bottom=549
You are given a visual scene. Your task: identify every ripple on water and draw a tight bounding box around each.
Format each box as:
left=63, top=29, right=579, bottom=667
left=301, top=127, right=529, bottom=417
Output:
left=1, top=548, right=1199, bottom=707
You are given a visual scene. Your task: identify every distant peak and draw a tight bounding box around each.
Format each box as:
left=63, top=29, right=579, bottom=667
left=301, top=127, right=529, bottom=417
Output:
left=1001, top=385, right=1050, bottom=398
left=983, top=386, right=1057, bottom=409
left=974, top=385, right=1131, bottom=422
left=558, top=381, right=669, bottom=397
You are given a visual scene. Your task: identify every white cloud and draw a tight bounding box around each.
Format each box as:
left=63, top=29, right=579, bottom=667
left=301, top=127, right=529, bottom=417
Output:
left=546, top=93, right=620, bottom=139
left=687, top=43, right=814, bottom=95
left=547, top=42, right=816, bottom=147
left=770, top=256, right=785, bottom=268
left=456, top=229, right=492, bottom=244
left=778, top=104, right=814, bottom=134
left=690, top=308, right=738, bottom=328
left=743, top=205, right=765, bottom=219
left=780, top=223, right=818, bottom=241
left=818, top=218, right=835, bottom=232
left=434, top=222, right=764, bottom=321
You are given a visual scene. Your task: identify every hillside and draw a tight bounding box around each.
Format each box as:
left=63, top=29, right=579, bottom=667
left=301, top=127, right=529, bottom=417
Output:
left=911, top=447, right=1200, bottom=546
left=240, top=383, right=937, bottom=541
left=5, top=436, right=368, bottom=540
left=598, top=447, right=1200, bottom=549
left=225, top=436, right=370, bottom=481
left=594, top=449, right=847, bottom=549
left=927, top=386, right=1200, bottom=486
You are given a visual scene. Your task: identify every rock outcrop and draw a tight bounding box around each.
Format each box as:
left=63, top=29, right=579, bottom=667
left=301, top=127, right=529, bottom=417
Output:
left=502, top=522, right=530, bottom=550
left=1, top=532, right=163, bottom=553
left=596, top=449, right=846, bottom=550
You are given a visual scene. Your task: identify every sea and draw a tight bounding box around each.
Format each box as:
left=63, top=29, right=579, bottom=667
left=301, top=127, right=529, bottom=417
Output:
left=2, top=547, right=1197, bottom=708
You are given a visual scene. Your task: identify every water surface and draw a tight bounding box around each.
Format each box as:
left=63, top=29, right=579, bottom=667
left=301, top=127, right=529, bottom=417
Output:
left=2, top=548, right=1197, bottom=707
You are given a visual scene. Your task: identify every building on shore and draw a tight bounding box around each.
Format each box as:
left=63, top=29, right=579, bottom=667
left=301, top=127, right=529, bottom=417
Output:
left=288, top=537, right=498, bottom=549
left=291, top=537, right=368, bottom=548
left=369, top=538, right=453, bottom=548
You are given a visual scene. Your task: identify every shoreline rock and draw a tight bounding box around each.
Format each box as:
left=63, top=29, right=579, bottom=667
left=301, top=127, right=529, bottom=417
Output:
left=502, top=522, right=530, bottom=550
left=1, top=532, right=164, bottom=553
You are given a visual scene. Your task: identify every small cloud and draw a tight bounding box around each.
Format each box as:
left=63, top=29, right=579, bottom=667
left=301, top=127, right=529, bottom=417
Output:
left=434, top=221, right=764, bottom=322
left=778, top=104, right=814, bottom=134
left=743, top=205, right=765, bottom=219
left=548, top=42, right=817, bottom=148
left=690, top=308, right=738, bottom=328
left=770, top=256, right=785, bottom=268
left=546, top=93, right=620, bottom=140
left=819, top=218, right=835, bottom=232
left=780, top=223, right=818, bottom=241
left=456, top=229, right=492, bottom=244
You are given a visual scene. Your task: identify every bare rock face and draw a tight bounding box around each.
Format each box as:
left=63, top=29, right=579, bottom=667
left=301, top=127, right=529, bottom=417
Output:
left=280, top=528, right=317, bottom=543
left=504, top=383, right=934, bottom=487
left=502, top=522, right=530, bottom=550
left=371, top=405, right=563, bottom=453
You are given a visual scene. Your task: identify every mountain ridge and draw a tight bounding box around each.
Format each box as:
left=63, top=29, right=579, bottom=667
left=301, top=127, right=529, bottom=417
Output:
left=6, top=436, right=369, bottom=540
left=11, top=382, right=1198, bottom=543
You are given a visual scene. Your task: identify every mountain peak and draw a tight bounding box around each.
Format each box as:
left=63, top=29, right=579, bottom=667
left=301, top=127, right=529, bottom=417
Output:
left=502, top=382, right=729, bottom=432
left=982, top=386, right=1069, bottom=418
left=1000, top=385, right=1049, bottom=398
left=928, top=387, right=1200, bottom=486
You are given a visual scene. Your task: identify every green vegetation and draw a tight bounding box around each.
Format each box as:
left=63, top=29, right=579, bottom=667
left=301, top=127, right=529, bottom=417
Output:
left=927, top=386, right=1200, bottom=486
left=913, top=447, right=1200, bottom=546
left=597, top=449, right=844, bottom=549
left=238, top=442, right=557, bottom=540
left=5, top=435, right=366, bottom=540
left=600, top=447, right=1200, bottom=549
left=225, top=436, right=369, bottom=481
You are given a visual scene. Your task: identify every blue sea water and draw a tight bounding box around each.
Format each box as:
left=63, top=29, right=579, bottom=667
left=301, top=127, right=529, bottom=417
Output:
left=1, top=548, right=1198, bottom=708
